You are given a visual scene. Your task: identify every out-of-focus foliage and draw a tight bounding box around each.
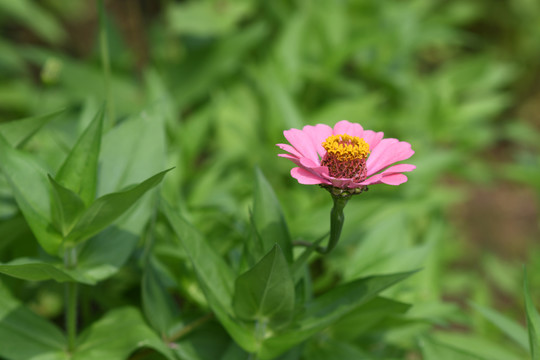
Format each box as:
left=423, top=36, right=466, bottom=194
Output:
left=0, top=0, right=539, bottom=359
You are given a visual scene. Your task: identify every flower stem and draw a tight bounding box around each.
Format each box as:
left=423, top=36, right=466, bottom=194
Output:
left=64, top=246, right=78, bottom=352
left=317, top=195, right=349, bottom=254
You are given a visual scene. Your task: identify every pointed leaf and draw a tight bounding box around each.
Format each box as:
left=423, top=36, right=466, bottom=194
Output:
left=162, top=201, right=256, bottom=352
left=258, top=270, right=417, bottom=359
left=66, top=169, right=171, bottom=245
left=233, top=245, right=295, bottom=326
left=48, top=175, right=86, bottom=236
left=0, top=133, right=63, bottom=255
left=0, top=281, right=68, bottom=360
left=252, top=169, right=293, bottom=262
left=142, top=257, right=180, bottom=335
left=0, top=258, right=95, bottom=284
left=470, top=302, right=529, bottom=351
left=524, top=268, right=540, bottom=360
left=0, top=108, right=65, bottom=148
left=74, top=307, right=173, bottom=360
left=56, top=108, right=104, bottom=206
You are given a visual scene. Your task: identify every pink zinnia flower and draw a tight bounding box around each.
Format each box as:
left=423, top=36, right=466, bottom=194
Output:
left=277, top=120, right=415, bottom=189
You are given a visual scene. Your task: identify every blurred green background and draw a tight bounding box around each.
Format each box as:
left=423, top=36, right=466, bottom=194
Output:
left=1, top=0, right=540, bottom=358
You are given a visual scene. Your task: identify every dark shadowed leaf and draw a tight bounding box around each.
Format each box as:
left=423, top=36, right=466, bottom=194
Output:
left=0, top=281, right=68, bottom=360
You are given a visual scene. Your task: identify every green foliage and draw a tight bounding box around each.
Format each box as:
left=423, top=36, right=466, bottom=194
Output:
left=0, top=0, right=539, bottom=359
left=233, top=244, right=295, bottom=326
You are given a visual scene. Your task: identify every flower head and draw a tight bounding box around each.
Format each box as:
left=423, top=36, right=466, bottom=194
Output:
left=277, top=120, right=415, bottom=190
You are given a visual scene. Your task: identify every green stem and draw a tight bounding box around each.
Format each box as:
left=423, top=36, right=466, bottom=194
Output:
left=64, top=246, right=78, bottom=352
left=316, top=195, right=349, bottom=254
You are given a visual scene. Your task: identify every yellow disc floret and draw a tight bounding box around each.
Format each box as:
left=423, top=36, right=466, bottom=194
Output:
left=322, top=134, right=370, bottom=161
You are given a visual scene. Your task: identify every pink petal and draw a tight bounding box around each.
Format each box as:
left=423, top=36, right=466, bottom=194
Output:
left=278, top=153, right=302, bottom=167
left=290, top=167, right=329, bottom=185
left=302, top=124, right=333, bottom=159
left=366, top=139, right=414, bottom=176
left=283, top=128, right=320, bottom=163
left=333, top=120, right=364, bottom=138
left=276, top=143, right=303, bottom=158
left=361, top=130, right=384, bottom=150
left=381, top=174, right=408, bottom=185
left=359, top=163, right=415, bottom=185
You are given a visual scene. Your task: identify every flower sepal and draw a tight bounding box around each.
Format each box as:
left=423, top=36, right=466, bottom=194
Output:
left=320, top=184, right=368, bottom=199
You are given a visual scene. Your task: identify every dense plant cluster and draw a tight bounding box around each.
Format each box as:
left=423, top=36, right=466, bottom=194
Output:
left=1, top=1, right=540, bottom=359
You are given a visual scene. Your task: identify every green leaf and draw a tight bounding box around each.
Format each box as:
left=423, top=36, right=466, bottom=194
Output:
left=162, top=201, right=256, bottom=352
left=74, top=307, right=173, bottom=360
left=48, top=175, right=86, bottom=236
left=233, top=245, right=295, bottom=326
left=0, top=133, right=63, bottom=255
left=430, top=332, right=525, bottom=360
left=0, top=280, right=68, bottom=360
left=0, top=258, right=95, bottom=284
left=75, top=108, right=168, bottom=283
left=0, top=108, right=65, bottom=148
left=329, top=296, right=411, bottom=340
left=142, top=257, right=180, bottom=336
left=258, top=270, right=416, bottom=359
left=66, top=169, right=171, bottom=245
left=252, top=169, right=293, bottom=263
left=420, top=336, right=486, bottom=360
left=56, top=108, right=104, bottom=206
left=470, top=302, right=529, bottom=351
left=0, top=0, right=66, bottom=44
left=524, top=268, right=540, bottom=360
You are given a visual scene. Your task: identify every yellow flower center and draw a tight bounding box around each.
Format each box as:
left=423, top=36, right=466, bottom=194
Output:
left=321, top=134, right=370, bottom=182
left=322, top=134, right=370, bottom=161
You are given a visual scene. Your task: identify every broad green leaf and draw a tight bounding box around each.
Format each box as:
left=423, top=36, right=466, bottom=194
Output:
left=524, top=268, right=540, bottom=360
left=76, top=227, right=139, bottom=283
left=0, top=258, right=95, bottom=284
left=162, top=201, right=256, bottom=352
left=0, top=133, right=63, bottom=255
left=66, top=169, right=171, bottom=245
left=56, top=108, right=104, bottom=206
left=233, top=245, right=295, bottom=326
left=74, top=307, right=173, bottom=360
left=0, top=280, right=68, bottom=360
left=0, top=108, right=65, bottom=148
left=258, top=271, right=416, bottom=359
left=252, top=169, right=293, bottom=263
left=470, top=302, right=529, bottom=351
left=142, top=257, right=180, bottom=336
left=48, top=175, right=85, bottom=236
